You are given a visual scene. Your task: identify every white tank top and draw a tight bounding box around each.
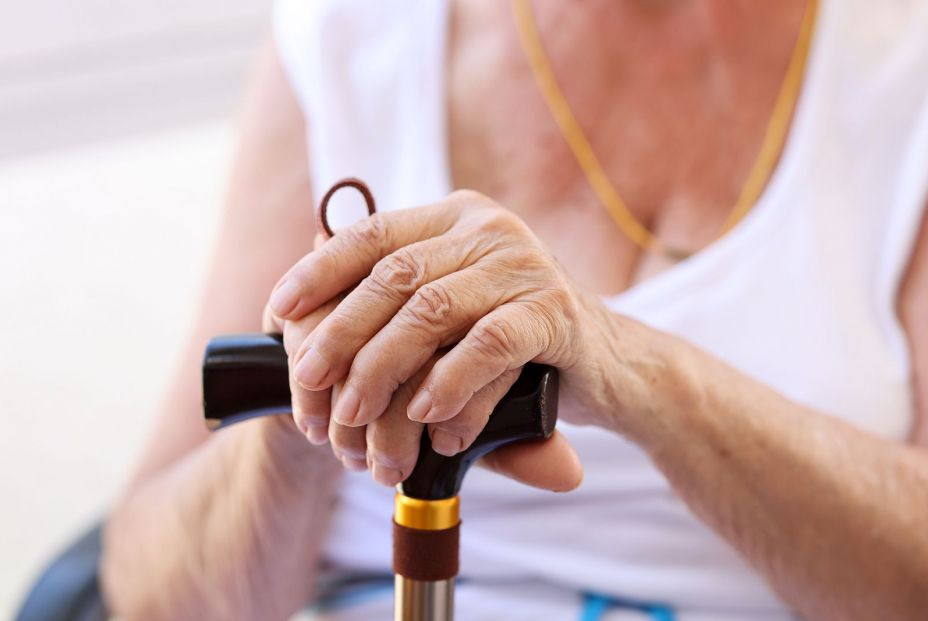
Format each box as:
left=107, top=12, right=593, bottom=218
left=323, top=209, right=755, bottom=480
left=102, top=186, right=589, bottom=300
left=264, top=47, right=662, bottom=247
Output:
left=273, top=1, right=928, bottom=618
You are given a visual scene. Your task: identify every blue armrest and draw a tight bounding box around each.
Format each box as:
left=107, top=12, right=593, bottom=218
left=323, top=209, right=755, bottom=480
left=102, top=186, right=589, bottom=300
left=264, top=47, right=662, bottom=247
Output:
left=16, top=523, right=108, bottom=621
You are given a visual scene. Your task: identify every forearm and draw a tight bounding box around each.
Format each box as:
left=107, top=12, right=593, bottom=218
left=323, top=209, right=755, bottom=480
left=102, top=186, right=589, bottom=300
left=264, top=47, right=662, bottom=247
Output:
left=101, top=417, right=341, bottom=621
left=588, top=305, right=928, bottom=620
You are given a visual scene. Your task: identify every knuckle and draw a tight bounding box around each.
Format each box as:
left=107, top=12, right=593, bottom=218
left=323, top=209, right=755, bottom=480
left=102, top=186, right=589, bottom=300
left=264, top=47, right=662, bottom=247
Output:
left=480, top=208, right=528, bottom=239
left=291, top=410, right=310, bottom=434
left=367, top=432, right=417, bottom=471
left=544, top=282, right=578, bottom=321
left=347, top=213, right=388, bottom=247
left=488, top=367, right=522, bottom=395
left=282, top=327, right=304, bottom=359
left=316, top=312, right=353, bottom=347
left=368, top=444, right=410, bottom=471
left=292, top=406, right=325, bottom=436
left=312, top=249, right=341, bottom=283
left=351, top=357, right=402, bottom=396
left=401, top=281, right=456, bottom=328
left=331, top=427, right=365, bottom=459
left=447, top=189, right=530, bottom=242
left=435, top=415, right=484, bottom=442
left=522, top=294, right=574, bottom=358
left=546, top=276, right=581, bottom=324
left=469, top=316, right=521, bottom=360
left=448, top=188, right=487, bottom=205
left=368, top=248, right=426, bottom=297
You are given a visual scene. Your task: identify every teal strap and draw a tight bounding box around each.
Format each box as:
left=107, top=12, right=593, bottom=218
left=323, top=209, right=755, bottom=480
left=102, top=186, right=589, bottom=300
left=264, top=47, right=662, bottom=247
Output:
left=580, top=593, right=611, bottom=621
left=580, top=593, right=676, bottom=621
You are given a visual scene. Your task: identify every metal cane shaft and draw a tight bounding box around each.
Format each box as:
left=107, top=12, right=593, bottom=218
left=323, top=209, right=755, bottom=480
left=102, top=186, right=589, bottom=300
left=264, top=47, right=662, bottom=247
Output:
left=395, top=577, right=454, bottom=621
left=202, top=335, right=559, bottom=621
left=200, top=181, right=561, bottom=621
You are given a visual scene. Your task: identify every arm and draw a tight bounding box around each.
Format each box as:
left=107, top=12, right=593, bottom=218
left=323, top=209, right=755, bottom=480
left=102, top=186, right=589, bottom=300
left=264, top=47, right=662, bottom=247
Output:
left=616, top=207, right=928, bottom=621
left=268, top=191, right=928, bottom=620
left=588, top=300, right=928, bottom=620
left=101, top=44, right=341, bottom=621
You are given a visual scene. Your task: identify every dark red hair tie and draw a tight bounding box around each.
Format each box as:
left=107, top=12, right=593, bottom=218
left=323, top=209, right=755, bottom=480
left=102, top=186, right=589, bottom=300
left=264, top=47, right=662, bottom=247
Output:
left=316, top=177, right=377, bottom=239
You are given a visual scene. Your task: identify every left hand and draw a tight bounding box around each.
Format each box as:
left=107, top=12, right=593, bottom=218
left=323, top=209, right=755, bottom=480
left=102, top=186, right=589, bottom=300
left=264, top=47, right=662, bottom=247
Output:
left=268, top=190, right=613, bottom=487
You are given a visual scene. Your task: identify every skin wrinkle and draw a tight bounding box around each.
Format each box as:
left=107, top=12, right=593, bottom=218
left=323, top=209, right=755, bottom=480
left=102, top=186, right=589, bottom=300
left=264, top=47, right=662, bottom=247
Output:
left=102, top=3, right=928, bottom=618
left=450, top=0, right=809, bottom=289
left=405, top=281, right=459, bottom=327
left=641, top=351, right=928, bottom=619
left=104, top=419, right=341, bottom=620
left=370, top=248, right=430, bottom=298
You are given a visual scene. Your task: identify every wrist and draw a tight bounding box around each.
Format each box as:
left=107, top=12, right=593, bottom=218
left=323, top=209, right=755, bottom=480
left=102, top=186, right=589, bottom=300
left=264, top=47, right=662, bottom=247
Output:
left=618, top=334, right=707, bottom=453
left=245, top=416, right=341, bottom=494
left=576, top=294, right=704, bottom=447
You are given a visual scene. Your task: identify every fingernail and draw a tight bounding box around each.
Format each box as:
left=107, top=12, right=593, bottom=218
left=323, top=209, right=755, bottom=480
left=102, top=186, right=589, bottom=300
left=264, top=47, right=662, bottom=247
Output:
left=341, top=456, right=368, bottom=472
left=407, top=390, right=432, bottom=422
left=430, top=429, right=464, bottom=456
left=371, top=462, right=403, bottom=486
left=307, top=425, right=329, bottom=445
left=295, top=348, right=330, bottom=389
left=270, top=278, right=300, bottom=316
left=296, top=414, right=324, bottom=435
left=332, top=385, right=361, bottom=425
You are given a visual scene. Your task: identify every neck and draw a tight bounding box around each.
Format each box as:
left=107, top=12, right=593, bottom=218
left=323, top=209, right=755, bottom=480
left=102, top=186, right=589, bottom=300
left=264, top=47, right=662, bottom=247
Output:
left=512, top=0, right=809, bottom=72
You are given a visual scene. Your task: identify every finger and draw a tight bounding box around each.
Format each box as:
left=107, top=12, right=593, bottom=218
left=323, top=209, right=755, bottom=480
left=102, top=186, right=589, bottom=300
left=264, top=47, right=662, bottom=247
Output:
left=283, top=311, right=334, bottom=443
left=292, top=235, right=490, bottom=392
left=409, top=301, right=560, bottom=423
left=262, top=303, right=283, bottom=334
left=479, top=431, right=583, bottom=492
left=329, top=265, right=515, bottom=426
left=428, top=367, right=521, bottom=456
left=365, top=376, right=425, bottom=487
left=365, top=356, right=439, bottom=486
left=290, top=367, right=331, bottom=445
left=268, top=203, right=461, bottom=320
left=266, top=295, right=330, bottom=443
left=262, top=231, right=325, bottom=333
left=282, top=298, right=341, bottom=442
left=328, top=382, right=368, bottom=471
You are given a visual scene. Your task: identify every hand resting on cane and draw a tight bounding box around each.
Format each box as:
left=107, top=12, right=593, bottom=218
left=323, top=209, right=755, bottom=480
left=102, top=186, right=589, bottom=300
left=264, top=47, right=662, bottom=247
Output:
left=267, top=223, right=584, bottom=492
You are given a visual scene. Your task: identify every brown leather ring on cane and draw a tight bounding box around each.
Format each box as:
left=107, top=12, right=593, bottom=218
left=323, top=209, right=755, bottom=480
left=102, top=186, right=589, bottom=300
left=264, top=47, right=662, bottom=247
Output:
left=316, top=177, right=377, bottom=239
left=393, top=521, right=460, bottom=581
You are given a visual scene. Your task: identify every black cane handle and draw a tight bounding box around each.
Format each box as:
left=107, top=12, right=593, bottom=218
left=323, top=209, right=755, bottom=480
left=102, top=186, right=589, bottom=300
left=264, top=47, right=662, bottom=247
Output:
left=399, top=362, right=557, bottom=500
left=202, top=333, right=558, bottom=498
left=202, top=333, right=290, bottom=430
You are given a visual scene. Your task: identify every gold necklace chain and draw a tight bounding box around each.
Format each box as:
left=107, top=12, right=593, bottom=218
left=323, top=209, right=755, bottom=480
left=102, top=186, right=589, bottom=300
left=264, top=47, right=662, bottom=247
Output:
left=511, top=0, right=819, bottom=261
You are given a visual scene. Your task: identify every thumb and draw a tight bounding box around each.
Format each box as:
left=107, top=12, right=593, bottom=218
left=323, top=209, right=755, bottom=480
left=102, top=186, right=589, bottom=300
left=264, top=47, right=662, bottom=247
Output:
left=478, top=430, right=583, bottom=493
left=264, top=233, right=328, bottom=332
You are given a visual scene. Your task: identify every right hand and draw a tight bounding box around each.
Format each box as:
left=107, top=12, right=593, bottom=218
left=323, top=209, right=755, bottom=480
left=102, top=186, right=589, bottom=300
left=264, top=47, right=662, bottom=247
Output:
left=264, top=281, right=444, bottom=482
left=264, top=235, right=583, bottom=492
left=263, top=233, right=406, bottom=477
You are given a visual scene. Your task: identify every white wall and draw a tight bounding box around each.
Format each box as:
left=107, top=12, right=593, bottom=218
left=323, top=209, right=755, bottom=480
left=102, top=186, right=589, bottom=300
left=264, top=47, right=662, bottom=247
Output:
left=0, top=0, right=269, bottom=158
left=0, top=1, right=269, bottom=615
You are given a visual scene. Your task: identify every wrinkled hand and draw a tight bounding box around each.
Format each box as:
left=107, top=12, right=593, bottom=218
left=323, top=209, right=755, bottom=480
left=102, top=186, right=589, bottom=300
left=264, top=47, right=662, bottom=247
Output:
left=269, top=191, right=591, bottom=490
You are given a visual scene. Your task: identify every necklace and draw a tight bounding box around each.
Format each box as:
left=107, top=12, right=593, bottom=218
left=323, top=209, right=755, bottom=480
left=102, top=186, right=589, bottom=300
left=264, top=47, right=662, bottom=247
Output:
left=511, top=0, right=818, bottom=261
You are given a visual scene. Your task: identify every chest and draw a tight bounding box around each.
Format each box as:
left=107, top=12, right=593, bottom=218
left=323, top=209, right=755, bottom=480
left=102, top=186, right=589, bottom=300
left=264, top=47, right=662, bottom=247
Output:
left=444, top=0, right=806, bottom=294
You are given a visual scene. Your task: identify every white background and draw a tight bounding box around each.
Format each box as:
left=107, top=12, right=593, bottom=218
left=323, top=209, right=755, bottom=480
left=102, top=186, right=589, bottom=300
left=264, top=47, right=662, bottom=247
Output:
left=0, top=1, right=269, bottom=615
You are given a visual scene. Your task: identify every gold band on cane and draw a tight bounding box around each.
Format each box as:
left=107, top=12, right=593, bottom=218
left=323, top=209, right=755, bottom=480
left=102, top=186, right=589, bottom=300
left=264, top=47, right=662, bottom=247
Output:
left=394, top=494, right=460, bottom=531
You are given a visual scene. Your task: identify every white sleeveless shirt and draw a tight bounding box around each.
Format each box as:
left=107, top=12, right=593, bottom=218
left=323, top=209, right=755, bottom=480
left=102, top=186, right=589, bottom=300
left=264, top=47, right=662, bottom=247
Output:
left=273, top=1, right=928, bottom=619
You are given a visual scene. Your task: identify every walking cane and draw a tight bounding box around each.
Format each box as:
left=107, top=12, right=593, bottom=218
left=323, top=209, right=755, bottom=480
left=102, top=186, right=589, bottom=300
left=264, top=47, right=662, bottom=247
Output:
left=203, top=334, right=557, bottom=621
left=200, top=179, right=559, bottom=620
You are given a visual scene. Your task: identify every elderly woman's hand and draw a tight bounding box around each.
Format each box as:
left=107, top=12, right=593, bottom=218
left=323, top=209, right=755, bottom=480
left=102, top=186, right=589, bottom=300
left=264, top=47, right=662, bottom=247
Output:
left=268, top=190, right=647, bottom=488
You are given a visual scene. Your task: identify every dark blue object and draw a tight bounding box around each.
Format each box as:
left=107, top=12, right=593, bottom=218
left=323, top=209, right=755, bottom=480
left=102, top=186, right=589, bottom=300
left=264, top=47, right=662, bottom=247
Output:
left=15, top=523, right=107, bottom=621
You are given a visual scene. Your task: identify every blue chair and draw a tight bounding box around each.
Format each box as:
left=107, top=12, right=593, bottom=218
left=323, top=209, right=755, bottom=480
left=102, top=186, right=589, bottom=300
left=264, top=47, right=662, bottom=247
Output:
left=16, top=523, right=107, bottom=621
